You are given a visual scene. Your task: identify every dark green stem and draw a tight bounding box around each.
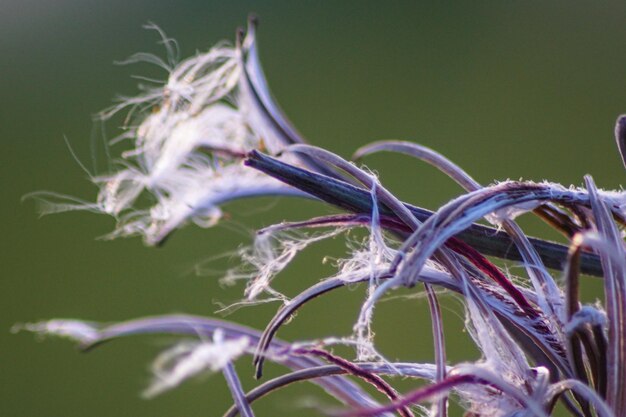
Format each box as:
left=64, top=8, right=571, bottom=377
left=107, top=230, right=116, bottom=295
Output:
left=245, top=151, right=603, bottom=277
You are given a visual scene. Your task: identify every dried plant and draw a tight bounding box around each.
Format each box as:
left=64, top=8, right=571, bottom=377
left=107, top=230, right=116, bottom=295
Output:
left=17, top=16, right=626, bottom=417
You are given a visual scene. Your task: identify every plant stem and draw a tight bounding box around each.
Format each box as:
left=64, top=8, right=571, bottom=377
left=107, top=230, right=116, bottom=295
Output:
left=245, top=151, right=603, bottom=277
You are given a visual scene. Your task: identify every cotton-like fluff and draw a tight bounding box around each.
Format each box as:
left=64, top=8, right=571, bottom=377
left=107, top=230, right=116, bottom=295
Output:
left=41, top=20, right=306, bottom=245
left=143, top=329, right=250, bottom=398
left=13, top=320, right=100, bottom=346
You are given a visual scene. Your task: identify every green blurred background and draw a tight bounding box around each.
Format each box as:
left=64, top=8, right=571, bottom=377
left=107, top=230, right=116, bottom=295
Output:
left=3, top=1, right=626, bottom=416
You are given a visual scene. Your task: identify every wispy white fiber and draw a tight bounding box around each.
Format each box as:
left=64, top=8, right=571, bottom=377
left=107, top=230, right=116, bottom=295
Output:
left=33, top=23, right=300, bottom=245
left=14, top=320, right=100, bottom=345
left=143, top=329, right=250, bottom=398
left=231, top=226, right=347, bottom=302
left=352, top=181, right=396, bottom=361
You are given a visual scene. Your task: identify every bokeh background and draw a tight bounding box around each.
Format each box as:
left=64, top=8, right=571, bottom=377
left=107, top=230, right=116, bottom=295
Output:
left=4, top=1, right=626, bottom=416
